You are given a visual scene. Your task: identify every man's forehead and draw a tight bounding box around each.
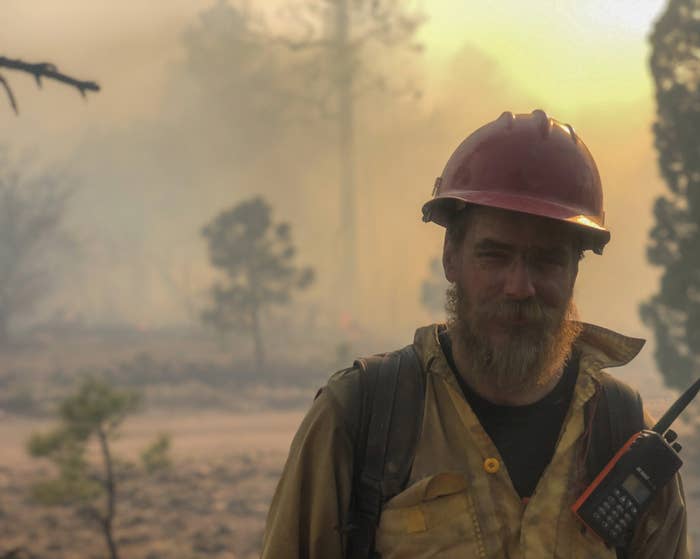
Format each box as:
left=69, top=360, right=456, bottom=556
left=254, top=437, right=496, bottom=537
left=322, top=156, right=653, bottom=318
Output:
left=466, top=206, right=577, bottom=248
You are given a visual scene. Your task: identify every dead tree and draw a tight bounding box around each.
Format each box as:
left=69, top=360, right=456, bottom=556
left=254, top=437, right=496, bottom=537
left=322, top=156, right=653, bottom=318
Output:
left=275, top=0, right=425, bottom=308
left=0, top=56, right=99, bottom=113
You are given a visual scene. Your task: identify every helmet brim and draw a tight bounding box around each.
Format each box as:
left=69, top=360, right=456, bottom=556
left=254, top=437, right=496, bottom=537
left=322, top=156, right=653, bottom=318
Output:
left=422, top=191, right=610, bottom=254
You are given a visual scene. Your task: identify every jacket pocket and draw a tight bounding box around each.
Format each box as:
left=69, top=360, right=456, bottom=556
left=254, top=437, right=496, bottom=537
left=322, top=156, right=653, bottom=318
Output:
left=375, top=472, right=486, bottom=559
left=572, top=528, right=617, bottom=559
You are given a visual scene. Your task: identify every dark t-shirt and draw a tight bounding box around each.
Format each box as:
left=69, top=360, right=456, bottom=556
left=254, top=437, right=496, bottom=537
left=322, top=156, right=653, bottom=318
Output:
left=438, top=328, right=579, bottom=499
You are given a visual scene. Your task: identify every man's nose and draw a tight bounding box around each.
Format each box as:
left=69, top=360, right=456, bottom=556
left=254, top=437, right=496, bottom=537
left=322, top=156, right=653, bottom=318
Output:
left=504, top=259, right=536, bottom=300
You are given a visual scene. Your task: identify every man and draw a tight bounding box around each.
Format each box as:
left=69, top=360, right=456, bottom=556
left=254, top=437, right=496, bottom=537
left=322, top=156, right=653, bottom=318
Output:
left=262, top=110, right=688, bottom=558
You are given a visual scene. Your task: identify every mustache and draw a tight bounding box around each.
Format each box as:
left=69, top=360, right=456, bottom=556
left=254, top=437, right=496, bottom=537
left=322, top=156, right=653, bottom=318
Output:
left=475, top=299, right=555, bottom=325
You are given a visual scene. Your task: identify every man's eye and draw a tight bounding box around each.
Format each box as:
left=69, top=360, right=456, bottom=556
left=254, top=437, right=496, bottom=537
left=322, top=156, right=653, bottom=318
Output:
left=478, top=251, right=507, bottom=259
left=535, top=254, right=567, bottom=267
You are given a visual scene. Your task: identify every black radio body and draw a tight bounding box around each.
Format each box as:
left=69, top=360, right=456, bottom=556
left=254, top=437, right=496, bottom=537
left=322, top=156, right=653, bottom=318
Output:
left=572, top=430, right=682, bottom=546
left=572, top=376, right=700, bottom=548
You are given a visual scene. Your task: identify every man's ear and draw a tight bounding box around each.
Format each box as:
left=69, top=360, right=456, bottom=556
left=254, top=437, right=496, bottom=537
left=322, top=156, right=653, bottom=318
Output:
left=443, top=235, right=459, bottom=283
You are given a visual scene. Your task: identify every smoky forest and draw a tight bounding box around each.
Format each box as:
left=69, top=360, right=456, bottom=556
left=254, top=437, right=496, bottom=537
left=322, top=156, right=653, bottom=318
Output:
left=2, top=1, right=700, bottom=558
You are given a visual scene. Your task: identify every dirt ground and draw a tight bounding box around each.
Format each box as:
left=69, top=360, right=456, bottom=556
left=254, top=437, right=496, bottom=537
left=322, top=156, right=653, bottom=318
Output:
left=0, top=410, right=305, bottom=469
left=0, top=410, right=304, bottom=559
left=2, top=409, right=700, bottom=558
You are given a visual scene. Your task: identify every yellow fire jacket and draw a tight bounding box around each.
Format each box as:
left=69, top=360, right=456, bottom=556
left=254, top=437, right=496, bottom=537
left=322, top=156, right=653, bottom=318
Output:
left=261, top=323, right=688, bottom=558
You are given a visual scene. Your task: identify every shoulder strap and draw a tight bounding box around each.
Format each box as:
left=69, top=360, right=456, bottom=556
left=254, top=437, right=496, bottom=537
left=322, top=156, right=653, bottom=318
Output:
left=346, top=344, right=425, bottom=559
left=585, top=372, right=645, bottom=482
left=585, top=371, right=645, bottom=559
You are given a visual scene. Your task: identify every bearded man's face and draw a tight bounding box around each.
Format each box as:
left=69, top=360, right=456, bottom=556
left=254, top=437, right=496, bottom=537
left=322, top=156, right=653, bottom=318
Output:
left=443, top=207, right=583, bottom=394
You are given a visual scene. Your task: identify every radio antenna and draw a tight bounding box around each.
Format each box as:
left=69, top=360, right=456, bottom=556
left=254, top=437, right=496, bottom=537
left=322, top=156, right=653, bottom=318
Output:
left=652, top=377, right=700, bottom=435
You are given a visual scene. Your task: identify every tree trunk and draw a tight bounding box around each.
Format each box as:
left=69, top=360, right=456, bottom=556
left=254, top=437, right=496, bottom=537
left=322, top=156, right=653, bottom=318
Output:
left=251, top=307, right=265, bottom=373
left=97, top=427, right=119, bottom=559
left=334, top=0, right=357, bottom=310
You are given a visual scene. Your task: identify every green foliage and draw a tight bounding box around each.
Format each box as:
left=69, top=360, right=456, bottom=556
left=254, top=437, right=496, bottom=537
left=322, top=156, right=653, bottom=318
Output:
left=26, top=376, right=138, bottom=559
left=28, top=427, right=77, bottom=459
left=201, top=196, right=314, bottom=366
left=642, top=0, right=700, bottom=391
left=202, top=196, right=314, bottom=328
left=141, top=433, right=172, bottom=474
left=31, top=476, right=102, bottom=506
left=28, top=377, right=139, bottom=500
left=28, top=430, right=101, bottom=504
left=58, top=376, right=141, bottom=441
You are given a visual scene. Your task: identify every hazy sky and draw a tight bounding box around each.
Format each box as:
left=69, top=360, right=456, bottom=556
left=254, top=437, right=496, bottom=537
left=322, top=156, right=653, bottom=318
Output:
left=422, top=1, right=666, bottom=111
left=0, top=0, right=674, bottom=379
left=2, top=1, right=666, bottom=132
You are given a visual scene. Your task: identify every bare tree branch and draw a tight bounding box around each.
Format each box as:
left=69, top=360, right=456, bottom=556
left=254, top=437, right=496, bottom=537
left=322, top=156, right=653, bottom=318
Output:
left=0, top=55, right=100, bottom=114
left=0, top=74, right=18, bottom=113
left=271, top=36, right=333, bottom=51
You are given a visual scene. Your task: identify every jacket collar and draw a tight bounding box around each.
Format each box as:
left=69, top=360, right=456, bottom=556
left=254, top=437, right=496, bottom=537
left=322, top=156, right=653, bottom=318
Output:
left=412, top=322, right=645, bottom=379
left=574, top=322, right=645, bottom=369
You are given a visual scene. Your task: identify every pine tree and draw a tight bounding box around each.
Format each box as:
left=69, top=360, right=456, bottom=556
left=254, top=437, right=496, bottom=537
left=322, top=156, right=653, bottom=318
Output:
left=201, top=196, right=314, bottom=370
left=641, top=0, right=700, bottom=391
left=28, top=378, right=140, bottom=559
left=279, top=0, right=425, bottom=307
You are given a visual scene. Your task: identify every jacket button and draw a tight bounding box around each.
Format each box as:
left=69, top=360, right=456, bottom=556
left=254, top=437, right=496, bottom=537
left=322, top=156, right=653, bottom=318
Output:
left=484, top=457, right=500, bottom=474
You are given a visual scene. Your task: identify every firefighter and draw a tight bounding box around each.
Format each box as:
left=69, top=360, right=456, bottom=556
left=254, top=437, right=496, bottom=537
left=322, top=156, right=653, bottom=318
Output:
left=261, top=110, right=688, bottom=558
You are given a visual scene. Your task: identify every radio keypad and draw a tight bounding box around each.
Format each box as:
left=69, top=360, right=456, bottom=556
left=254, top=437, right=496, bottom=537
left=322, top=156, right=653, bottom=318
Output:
left=592, top=488, right=640, bottom=540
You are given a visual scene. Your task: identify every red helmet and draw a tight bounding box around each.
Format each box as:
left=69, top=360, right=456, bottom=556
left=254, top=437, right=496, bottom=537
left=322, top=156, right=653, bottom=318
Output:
left=422, top=109, right=610, bottom=254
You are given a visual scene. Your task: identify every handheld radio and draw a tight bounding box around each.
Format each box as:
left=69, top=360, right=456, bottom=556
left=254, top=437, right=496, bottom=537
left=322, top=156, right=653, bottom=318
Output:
left=572, top=376, right=700, bottom=548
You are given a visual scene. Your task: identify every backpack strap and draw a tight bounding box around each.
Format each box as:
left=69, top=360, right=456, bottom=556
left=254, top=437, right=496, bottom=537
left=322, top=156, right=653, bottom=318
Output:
left=346, top=344, right=425, bottom=559
left=585, top=371, right=645, bottom=559
left=585, top=372, right=645, bottom=481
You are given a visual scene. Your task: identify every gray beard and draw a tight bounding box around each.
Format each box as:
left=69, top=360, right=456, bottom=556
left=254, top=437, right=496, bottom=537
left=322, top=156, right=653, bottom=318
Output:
left=445, top=283, right=582, bottom=395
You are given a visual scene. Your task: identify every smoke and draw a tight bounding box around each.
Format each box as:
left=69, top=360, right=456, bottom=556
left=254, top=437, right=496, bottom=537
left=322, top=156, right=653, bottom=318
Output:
left=3, top=1, right=665, bottom=361
left=32, top=5, right=520, bottom=336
